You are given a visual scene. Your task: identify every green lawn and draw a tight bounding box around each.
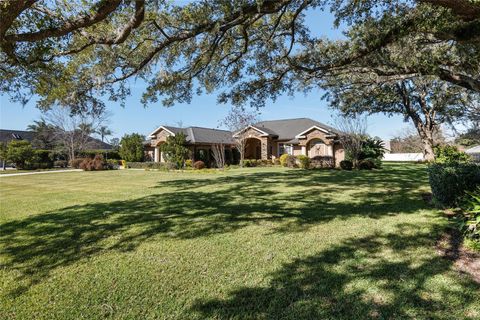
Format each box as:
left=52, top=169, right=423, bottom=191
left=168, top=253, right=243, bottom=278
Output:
left=0, top=164, right=478, bottom=319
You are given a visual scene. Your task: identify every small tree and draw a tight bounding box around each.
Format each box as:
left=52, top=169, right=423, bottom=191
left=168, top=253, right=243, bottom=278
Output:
left=45, top=106, right=110, bottom=161
left=220, top=107, right=260, bottom=167
left=6, top=140, right=37, bottom=169
left=334, top=116, right=368, bottom=168
left=119, top=133, right=145, bottom=162
left=160, top=132, right=190, bottom=169
left=211, top=143, right=226, bottom=169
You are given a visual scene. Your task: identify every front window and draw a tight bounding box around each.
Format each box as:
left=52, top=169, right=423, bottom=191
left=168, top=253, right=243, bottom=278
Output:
left=279, top=143, right=293, bottom=156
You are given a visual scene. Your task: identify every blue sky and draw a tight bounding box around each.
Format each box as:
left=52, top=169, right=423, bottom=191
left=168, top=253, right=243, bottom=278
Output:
left=0, top=5, right=409, bottom=141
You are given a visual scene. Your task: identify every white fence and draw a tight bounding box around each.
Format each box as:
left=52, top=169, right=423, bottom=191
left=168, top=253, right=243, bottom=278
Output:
left=383, top=153, right=424, bottom=162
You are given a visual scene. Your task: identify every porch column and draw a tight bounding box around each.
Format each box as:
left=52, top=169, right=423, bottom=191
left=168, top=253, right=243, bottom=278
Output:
left=154, top=147, right=160, bottom=162
left=301, top=145, right=306, bottom=156
left=261, top=138, right=268, bottom=160
left=328, top=144, right=333, bottom=156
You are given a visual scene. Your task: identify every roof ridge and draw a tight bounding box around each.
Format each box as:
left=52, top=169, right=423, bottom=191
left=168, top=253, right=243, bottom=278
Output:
left=255, top=117, right=312, bottom=123
left=188, top=126, right=232, bottom=132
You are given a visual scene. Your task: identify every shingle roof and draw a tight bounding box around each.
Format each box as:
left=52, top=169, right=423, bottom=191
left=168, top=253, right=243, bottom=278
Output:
left=252, top=118, right=338, bottom=140
left=0, top=129, right=35, bottom=144
left=0, top=129, right=112, bottom=149
left=189, top=127, right=234, bottom=144
left=156, top=126, right=234, bottom=144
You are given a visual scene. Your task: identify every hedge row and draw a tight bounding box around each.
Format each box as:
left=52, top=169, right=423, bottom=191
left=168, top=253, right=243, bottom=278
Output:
left=126, top=162, right=168, bottom=170
left=428, top=163, right=480, bottom=207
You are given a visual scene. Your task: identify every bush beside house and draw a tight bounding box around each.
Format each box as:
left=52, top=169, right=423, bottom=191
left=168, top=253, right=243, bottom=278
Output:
left=119, top=133, right=145, bottom=162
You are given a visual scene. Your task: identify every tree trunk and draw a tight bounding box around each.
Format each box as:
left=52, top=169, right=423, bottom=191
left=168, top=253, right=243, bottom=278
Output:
left=421, top=135, right=435, bottom=161
left=412, top=123, right=436, bottom=161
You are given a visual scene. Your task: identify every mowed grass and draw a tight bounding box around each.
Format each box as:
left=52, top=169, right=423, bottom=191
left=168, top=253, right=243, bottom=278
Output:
left=0, top=164, right=478, bottom=319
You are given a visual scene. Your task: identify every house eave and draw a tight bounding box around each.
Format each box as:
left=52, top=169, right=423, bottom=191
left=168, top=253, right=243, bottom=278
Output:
left=148, top=126, right=176, bottom=138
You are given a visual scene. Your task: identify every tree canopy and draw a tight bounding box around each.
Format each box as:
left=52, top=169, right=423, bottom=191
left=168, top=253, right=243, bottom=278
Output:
left=1, top=0, right=479, bottom=113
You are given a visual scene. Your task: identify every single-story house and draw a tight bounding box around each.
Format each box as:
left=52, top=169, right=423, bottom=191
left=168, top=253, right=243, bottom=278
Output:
left=466, top=145, right=480, bottom=162
left=145, top=118, right=345, bottom=166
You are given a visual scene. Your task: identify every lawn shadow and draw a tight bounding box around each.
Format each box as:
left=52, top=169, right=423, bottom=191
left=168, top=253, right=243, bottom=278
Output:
left=1, top=164, right=434, bottom=296
left=192, top=224, right=480, bottom=319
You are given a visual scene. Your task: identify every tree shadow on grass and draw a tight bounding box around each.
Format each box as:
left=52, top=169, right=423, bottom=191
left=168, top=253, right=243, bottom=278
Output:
left=192, top=224, right=480, bottom=319
left=1, top=165, right=433, bottom=296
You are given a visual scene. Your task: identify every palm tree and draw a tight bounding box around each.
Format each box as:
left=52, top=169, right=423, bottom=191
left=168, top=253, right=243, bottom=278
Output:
left=27, top=119, right=56, bottom=149
left=97, top=126, right=112, bottom=143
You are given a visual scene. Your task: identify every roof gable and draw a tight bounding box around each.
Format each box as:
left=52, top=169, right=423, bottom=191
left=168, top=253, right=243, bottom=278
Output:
left=253, top=118, right=337, bottom=140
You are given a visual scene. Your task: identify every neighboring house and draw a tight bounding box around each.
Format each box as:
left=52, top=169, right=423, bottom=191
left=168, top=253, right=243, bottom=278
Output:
left=0, top=129, right=35, bottom=144
left=466, top=145, right=480, bottom=162
left=146, top=118, right=345, bottom=166
left=0, top=129, right=113, bottom=150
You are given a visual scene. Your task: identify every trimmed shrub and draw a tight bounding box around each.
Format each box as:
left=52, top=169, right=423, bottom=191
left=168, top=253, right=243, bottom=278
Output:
left=279, top=154, right=289, bottom=167
left=54, top=160, right=68, bottom=168
left=434, top=145, right=470, bottom=164
left=79, top=150, right=121, bottom=160
left=428, top=163, right=480, bottom=207
left=193, top=160, right=206, bottom=170
left=297, top=155, right=310, bottom=169
left=106, top=159, right=120, bottom=169
left=310, top=156, right=334, bottom=169
left=185, top=159, right=193, bottom=168
left=6, top=140, right=37, bottom=169
left=358, top=159, right=375, bottom=170
left=69, top=158, right=88, bottom=169
left=340, top=160, right=353, bottom=170
left=34, top=150, right=54, bottom=168
left=126, top=162, right=167, bottom=170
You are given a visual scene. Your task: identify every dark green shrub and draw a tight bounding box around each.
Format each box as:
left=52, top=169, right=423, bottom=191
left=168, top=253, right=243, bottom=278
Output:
left=54, top=160, right=68, bottom=168
left=359, top=138, right=386, bottom=161
left=6, top=140, right=37, bottom=169
left=106, top=159, right=120, bottom=169
left=340, top=160, right=353, bottom=170
left=428, top=163, right=480, bottom=207
left=193, top=160, right=205, bottom=170
left=311, top=156, right=334, bottom=169
left=120, top=133, right=145, bottom=162
left=80, top=150, right=121, bottom=160
left=161, top=132, right=190, bottom=169
left=457, top=187, right=480, bottom=247
left=358, top=159, right=375, bottom=170
left=434, top=145, right=470, bottom=164
left=297, top=155, right=310, bottom=169
left=34, top=150, right=54, bottom=168
left=126, top=162, right=167, bottom=170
